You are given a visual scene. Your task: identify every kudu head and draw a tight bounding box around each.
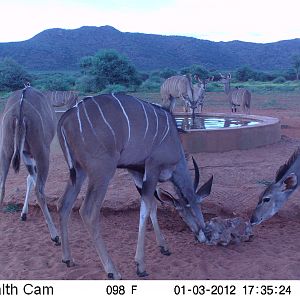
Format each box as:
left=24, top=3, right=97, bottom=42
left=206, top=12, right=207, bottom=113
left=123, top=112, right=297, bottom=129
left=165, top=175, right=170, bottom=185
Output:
left=219, top=73, right=231, bottom=84
left=250, top=149, right=300, bottom=225
left=192, top=76, right=214, bottom=103
left=157, top=157, right=213, bottom=242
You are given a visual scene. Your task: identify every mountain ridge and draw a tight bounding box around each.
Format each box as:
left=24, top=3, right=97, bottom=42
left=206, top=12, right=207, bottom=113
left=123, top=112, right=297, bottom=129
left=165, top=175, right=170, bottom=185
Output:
left=0, top=25, right=299, bottom=71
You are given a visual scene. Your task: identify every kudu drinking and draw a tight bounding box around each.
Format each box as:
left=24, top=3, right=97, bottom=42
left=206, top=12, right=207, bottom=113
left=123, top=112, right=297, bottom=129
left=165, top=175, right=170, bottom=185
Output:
left=251, top=148, right=300, bottom=225
left=57, top=93, right=213, bottom=279
left=161, top=75, right=213, bottom=114
left=219, top=73, right=251, bottom=113
left=0, top=86, right=60, bottom=245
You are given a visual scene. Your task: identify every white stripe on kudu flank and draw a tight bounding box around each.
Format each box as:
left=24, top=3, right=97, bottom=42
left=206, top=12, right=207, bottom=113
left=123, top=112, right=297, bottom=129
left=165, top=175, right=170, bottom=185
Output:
left=60, top=127, right=73, bottom=169
left=82, top=101, right=96, bottom=136
left=91, top=97, right=116, bottom=146
left=151, top=106, right=159, bottom=144
left=160, top=110, right=170, bottom=144
left=135, top=98, right=149, bottom=139
left=112, top=93, right=131, bottom=144
left=76, top=105, right=83, bottom=133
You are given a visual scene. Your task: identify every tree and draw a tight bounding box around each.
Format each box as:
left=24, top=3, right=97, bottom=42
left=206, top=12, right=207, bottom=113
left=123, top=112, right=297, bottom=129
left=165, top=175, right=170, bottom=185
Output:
left=180, top=64, right=209, bottom=80
left=0, top=57, right=31, bottom=91
left=79, top=50, right=141, bottom=91
left=160, top=68, right=177, bottom=79
left=235, top=66, right=255, bottom=82
left=292, top=55, right=300, bottom=81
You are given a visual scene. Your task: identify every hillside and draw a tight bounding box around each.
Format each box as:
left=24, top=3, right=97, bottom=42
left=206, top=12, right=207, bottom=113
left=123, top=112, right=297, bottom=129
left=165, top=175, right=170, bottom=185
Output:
left=0, top=25, right=300, bottom=71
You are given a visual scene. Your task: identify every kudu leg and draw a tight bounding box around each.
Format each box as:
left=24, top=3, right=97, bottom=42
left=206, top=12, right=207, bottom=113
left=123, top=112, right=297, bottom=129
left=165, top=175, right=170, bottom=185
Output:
left=35, top=152, right=60, bottom=245
left=135, top=168, right=160, bottom=277
left=79, top=171, right=121, bottom=279
left=0, top=150, right=12, bottom=205
left=58, top=167, right=86, bottom=266
left=20, top=152, right=37, bottom=221
left=129, top=170, right=170, bottom=256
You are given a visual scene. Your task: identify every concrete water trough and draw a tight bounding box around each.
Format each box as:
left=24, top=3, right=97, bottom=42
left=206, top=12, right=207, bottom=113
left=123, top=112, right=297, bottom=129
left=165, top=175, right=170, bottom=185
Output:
left=175, top=113, right=281, bottom=153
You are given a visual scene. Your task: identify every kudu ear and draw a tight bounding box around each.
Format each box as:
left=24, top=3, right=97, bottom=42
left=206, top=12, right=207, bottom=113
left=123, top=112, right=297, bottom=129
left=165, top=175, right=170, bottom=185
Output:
left=283, top=173, right=298, bottom=191
left=196, top=175, right=213, bottom=203
left=156, top=188, right=185, bottom=210
left=157, top=188, right=176, bottom=203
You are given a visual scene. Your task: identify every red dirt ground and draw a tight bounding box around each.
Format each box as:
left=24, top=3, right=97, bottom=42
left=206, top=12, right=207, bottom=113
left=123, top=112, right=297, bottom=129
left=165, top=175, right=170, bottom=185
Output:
left=1, top=93, right=300, bottom=280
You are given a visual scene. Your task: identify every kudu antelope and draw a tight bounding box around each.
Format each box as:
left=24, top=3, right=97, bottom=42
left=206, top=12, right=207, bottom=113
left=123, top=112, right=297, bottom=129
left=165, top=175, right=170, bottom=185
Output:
left=0, top=86, right=60, bottom=245
left=194, top=75, right=214, bottom=113
left=219, top=73, right=251, bottom=113
left=251, top=148, right=300, bottom=225
left=43, top=90, right=79, bottom=109
left=161, top=75, right=213, bottom=113
left=161, top=75, right=194, bottom=112
left=57, top=93, right=213, bottom=279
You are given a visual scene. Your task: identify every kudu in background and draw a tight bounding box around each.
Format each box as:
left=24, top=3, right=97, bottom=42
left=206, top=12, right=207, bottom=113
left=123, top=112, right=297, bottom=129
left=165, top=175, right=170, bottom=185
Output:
left=161, top=74, right=213, bottom=113
left=43, top=90, right=79, bottom=109
left=161, top=74, right=194, bottom=112
left=57, top=93, right=213, bottom=279
left=219, top=73, right=251, bottom=113
left=193, top=75, right=214, bottom=113
left=0, top=86, right=60, bottom=245
left=251, top=148, right=300, bottom=225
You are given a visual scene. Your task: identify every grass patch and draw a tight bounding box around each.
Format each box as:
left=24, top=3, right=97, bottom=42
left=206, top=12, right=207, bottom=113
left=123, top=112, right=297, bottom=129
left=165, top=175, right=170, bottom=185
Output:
left=3, top=203, right=22, bottom=213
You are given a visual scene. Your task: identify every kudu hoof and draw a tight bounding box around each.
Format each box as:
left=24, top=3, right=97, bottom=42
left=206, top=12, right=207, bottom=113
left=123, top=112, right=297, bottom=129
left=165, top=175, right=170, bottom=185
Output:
left=160, top=246, right=171, bottom=256
left=107, top=273, right=122, bottom=280
left=137, top=270, right=149, bottom=277
left=62, top=259, right=75, bottom=267
left=51, top=236, right=61, bottom=246
left=20, top=214, right=27, bottom=221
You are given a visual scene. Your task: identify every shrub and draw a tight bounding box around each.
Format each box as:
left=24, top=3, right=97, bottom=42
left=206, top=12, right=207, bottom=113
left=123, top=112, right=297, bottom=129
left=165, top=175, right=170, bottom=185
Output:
left=101, top=84, right=128, bottom=94
left=272, top=76, right=286, bottom=83
left=0, top=58, right=31, bottom=91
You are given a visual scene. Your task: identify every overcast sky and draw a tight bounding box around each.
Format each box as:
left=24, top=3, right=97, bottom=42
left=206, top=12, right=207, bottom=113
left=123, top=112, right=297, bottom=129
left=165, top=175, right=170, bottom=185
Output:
left=0, top=0, right=299, bottom=43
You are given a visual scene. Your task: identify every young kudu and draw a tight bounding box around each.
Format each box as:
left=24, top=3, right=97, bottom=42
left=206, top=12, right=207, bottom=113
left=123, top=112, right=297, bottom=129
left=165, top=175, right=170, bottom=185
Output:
left=193, top=75, right=214, bottom=113
left=57, top=93, right=213, bottom=279
left=219, top=73, right=251, bottom=113
left=251, top=148, right=300, bottom=225
left=0, top=86, right=60, bottom=245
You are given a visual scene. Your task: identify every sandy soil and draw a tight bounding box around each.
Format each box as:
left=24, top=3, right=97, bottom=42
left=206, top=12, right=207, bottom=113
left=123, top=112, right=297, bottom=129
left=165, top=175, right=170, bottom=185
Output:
left=1, top=94, right=300, bottom=280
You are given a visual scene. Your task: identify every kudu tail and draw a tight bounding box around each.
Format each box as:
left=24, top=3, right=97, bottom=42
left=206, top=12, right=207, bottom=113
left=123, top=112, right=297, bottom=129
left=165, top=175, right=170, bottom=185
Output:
left=12, top=89, right=26, bottom=173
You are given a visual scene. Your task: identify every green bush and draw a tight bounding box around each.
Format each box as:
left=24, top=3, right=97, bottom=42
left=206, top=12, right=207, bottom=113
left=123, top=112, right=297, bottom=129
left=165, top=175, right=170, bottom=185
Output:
left=272, top=76, right=286, bottom=83
left=75, top=75, right=98, bottom=93
left=32, top=72, right=76, bottom=91
left=0, top=58, right=31, bottom=91
left=101, top=84, right=128, bottom=94
left=79, top=50, right=141, bottom=91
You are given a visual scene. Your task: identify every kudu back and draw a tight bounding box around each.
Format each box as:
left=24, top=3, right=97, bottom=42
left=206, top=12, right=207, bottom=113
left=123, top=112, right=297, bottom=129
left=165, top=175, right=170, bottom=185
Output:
left=57, top=93, right=213, bottom=279
left=0, top=86, right=60, bottom=245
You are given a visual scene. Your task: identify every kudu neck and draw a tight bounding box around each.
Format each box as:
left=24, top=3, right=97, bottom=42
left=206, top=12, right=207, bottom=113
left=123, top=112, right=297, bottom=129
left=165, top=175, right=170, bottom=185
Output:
left=171, top=152, right=196, bottom=202
left=224, top=81, right=231, bottom=94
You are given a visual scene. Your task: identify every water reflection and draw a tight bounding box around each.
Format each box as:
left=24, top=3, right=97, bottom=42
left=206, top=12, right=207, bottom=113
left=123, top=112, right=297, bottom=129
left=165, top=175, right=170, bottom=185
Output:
left=175, top=116, right=260, bottom=130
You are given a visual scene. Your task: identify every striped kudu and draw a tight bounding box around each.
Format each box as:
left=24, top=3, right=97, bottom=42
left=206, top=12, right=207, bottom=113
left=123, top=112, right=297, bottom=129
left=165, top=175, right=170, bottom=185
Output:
left=0, top=86, right=60, bottom=245
left=161, top=75, right=194, bottom=112
left=57, top=93, right=213, bottom=279
left=194, top=75, right=214, bottom=113
left=161, top=75, right=213, bottom=113
left=219, top=73, right=251, bottom=113
left=43, top=90, right=79, bottom=109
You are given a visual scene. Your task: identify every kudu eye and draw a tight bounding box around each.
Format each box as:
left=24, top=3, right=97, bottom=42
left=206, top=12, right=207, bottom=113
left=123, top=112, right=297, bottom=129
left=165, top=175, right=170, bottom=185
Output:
left=263, top=197, right=271, bottom=203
